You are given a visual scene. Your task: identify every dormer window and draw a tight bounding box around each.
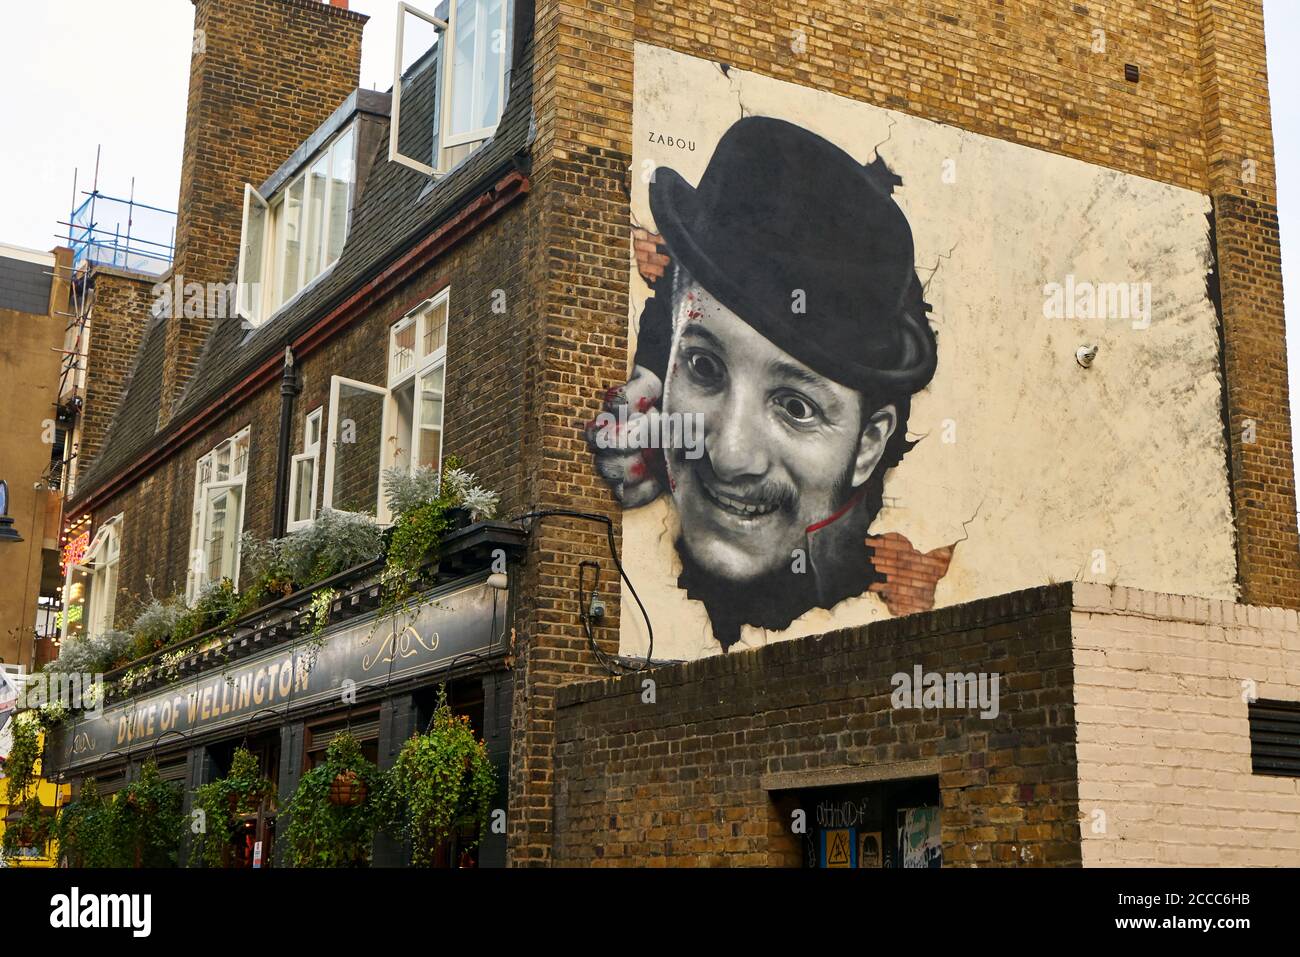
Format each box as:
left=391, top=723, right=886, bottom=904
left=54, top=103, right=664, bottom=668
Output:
left=390, top=0, right=512, bottom=177
left=238, top=123, right=357, bottom=327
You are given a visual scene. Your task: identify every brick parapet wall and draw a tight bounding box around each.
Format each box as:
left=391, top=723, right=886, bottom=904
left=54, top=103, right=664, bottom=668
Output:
left=552, top=583, right=1082, bottom=867
left=1071, top=582, right=1300, bottom=866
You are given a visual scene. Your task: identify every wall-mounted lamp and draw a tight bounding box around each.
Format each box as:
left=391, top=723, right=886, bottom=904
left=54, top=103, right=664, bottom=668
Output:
left=0, top=480, right=23, bottom=544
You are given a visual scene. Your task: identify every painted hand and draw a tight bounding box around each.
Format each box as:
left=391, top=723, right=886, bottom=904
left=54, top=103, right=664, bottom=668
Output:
left=586, top=365, right=666, bottom=508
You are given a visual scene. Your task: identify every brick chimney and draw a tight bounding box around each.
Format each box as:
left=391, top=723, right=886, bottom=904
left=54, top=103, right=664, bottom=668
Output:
left=159, top=0, right=367, bottom=427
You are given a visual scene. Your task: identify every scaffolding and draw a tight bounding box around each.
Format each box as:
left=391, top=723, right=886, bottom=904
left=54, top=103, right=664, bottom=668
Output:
left=48, top=149, right=178, bottom=495
left=66, top=189, right=176, bottom=276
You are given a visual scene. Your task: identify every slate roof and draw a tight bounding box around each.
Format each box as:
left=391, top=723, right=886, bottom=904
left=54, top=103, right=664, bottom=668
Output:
left=75, top=26, right=535, bottom=504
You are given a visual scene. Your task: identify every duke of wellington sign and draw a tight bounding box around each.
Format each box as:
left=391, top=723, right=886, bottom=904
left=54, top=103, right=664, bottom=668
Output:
left=56, top=579, right=501, bottom=771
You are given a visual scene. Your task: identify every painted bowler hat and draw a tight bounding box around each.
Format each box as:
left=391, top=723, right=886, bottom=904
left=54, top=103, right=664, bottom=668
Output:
left=649, top=116, right=936, bottom=395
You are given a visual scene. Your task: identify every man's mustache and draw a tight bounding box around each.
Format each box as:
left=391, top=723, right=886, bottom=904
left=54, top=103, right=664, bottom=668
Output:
left=687, top=454, right=796, bottom=512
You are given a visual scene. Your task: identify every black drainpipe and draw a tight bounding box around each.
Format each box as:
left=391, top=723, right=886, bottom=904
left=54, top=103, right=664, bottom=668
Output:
left=271, top=345, right=300, bottom=539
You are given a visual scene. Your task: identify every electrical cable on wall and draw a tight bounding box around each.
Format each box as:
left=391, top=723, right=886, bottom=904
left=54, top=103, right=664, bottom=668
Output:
left=511, top=509, right=655, bottom=676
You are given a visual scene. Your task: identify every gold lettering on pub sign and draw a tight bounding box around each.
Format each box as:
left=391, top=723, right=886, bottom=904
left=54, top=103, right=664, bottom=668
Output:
left=116, top=654, right=312, bottom=746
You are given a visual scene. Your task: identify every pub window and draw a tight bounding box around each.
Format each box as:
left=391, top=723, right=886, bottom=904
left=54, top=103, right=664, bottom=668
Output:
left=60, top=513, right=122, bottom=642
left=287, top=408, right=324, bottom=530
left=1249, top=699, right=1300, bottom=777
left=186, top=428, right=251, bottom=602
left=322, top=290, right=449, bottom=523
left=305, top=712, right=381, bottom=770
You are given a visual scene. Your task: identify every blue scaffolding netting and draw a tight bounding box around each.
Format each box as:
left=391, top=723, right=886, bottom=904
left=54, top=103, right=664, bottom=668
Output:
left=67, top=191, right=175, bottom=277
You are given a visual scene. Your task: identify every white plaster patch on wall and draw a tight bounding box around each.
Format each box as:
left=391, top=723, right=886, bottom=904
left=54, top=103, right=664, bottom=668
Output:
left=613, top=43, right=1236, bottom=661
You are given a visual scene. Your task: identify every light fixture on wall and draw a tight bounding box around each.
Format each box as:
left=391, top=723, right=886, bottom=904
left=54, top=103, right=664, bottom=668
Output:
left=0, top=480, right=23, bottom=544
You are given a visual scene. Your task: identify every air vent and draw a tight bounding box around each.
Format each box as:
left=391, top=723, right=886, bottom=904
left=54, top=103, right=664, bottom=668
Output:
left=1249, top=699, right=1300, bottom=777
left=1124, top=63, right=1140, bottom=83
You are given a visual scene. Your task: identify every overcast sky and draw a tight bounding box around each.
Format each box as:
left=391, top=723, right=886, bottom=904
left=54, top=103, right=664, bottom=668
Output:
left=1, top=1, right=1297, bottom=486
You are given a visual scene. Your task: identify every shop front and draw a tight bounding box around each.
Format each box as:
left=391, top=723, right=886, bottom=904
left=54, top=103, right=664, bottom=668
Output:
left=44, top=551, right=517, bottom=867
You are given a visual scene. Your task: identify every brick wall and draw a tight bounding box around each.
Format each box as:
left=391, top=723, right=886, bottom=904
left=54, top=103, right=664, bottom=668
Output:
left=159, top=0, right=366, bottom=426
left=95, top=198, right=533, bottom=625
left=1072, top=583, right=1300, bottom=866
left=551, top=584, right=1081, bottom=866
left=519, top=0, right=1299, bottom=863
left=79, top=269, right=158, bottom=478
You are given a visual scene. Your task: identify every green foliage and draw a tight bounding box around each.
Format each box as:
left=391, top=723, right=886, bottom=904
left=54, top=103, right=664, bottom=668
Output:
left=383, top=689, right=496, bottom=867
left=54, top=778, right=117, bottom=868
left=383, top=464, right=444, bottom=522
left=2, top=711, right=40, bottom=802
left=284, top=732, right=385, bottom=867
left=45, top=762, right=184, bottom=867
left=2, top=796, right=54, bottom=856
left=111, top=760, right=185, bottom=867
left=188, top=746, right=276, bottom=868
left=307, top=588, right=338, bottom=649
left=172, top=578, right=240, bottom=644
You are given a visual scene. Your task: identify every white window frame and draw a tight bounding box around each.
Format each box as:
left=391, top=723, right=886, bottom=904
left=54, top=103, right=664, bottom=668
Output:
left=390, top=2, right=448, bottom=176
left=320, top=291, right=450, bottom=524
left=237, top=125, right=357, bottom=327
left=187, top=428, right=250, bottom=603
left=60, top=514, right=123, bottom=641
left=322, top=375, right=390, bottom=519
left=236, top=184, right=270, bottom=326
left=382, top=291, right=449, bottom=520
left=390, top=0, right=510, bottom=175
left=440, top=0, right=510, bottom=149
left=287, top=407, right=324, bottom=531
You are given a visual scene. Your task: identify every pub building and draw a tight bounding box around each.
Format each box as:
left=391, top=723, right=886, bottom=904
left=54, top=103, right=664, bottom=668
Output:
left=50, top=522, right=524, bottom=867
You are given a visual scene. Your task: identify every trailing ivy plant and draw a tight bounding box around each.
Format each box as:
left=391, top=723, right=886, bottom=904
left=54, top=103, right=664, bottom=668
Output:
left=375, top=458, right=500, bottom=631
left=3, top=797, right=54, bottom=855
left=382, top=688, right=496, bottom=867
left=188, top=746, right=277, bottom=868
left=284, top=732, right=385, bottom=868
left=114, top=760, right=184, bottom=868
left=2, top=710, right=40, bottom=803
left=54, top=777, right=118, bottom=868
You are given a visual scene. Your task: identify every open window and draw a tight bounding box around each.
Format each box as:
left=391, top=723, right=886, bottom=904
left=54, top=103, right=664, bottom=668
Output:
left=60, top=514, right=123, bottom=642
left=321, top=292, right=450, bottom=523
left=385, top=293, right=449, bottom=496
left=287, top=408, right=324, bottom=531
left=237, top=185, right=269, bottom=325
left=323, top=377, right=388, bottom=518
left=390, top=0, right=511, bottom=177
left=187, top=429, right=250, bottom=602
left=236, top=125, right=358, bottom=327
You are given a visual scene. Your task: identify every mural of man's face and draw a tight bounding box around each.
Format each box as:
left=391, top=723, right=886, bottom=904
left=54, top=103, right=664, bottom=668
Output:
left=663, top=279, right=898, bottom=584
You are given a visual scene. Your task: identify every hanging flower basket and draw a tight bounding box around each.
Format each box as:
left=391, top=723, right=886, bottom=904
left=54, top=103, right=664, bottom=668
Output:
left=328, top=769, right=368, bottom=807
